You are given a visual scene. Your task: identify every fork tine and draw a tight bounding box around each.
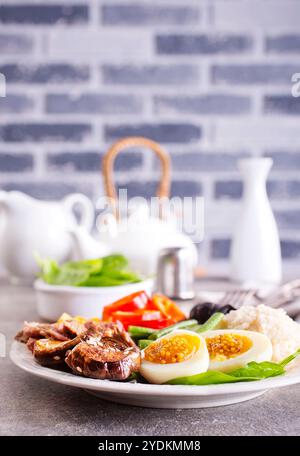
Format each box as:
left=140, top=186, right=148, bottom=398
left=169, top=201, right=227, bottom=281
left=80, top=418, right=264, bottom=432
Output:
left=218, top=289, right=256, bottom=308
left=218, top=290, right=239, bottom=306
left=234, top=289, right=251, bottom=308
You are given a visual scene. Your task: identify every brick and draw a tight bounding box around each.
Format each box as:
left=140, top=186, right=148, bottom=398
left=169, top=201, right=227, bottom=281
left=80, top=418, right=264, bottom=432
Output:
left=266, top=35, right=300, bottom=54
left=0, top=4, right=88, bottom=24
left=212, top=64, right=298, bottom=85
left=281, top=240, right=300, bottom=259
left=154, top=95, right=251, bottom=115
left=102, top=64, right=199, bottom=86
left=47, top=151, right=142, bottom=172
left=265, top=151, right=300, bottom=170
left=48, top=30, right=151, bottom=59
left=104, top=123, right=202, bottom=144
left=117, top=180, right=202, bottom=199
left=172, top=152, right=247, bottom=172
left=275, top=211, right=300, bottom=230
left=0, top=94, right=33, bottom=113
left=171, top=181, right=202, bottom=198
left=214, top=1, right=300, bottom=29
left=214, top=181, right=243, bottom=200
left=116, top=181, right=157, bottom=200
left=0, top=123, right=91, bottom=142
left=0, top=33, right=33, bottom=54
left=46, top=93, right=142, bottom=114
left=216, top=119, right=300, bottom=147
left=211, top=239, right=231, bottom=259
left=114, top=151, right=143, bottom=171
left=268, top=180, right=300, bottom=199
left=264, top=96, right=300, bottom=115
left=0, top=64, right=89, bottom=84
left=214, top=179, right=300, bottom=200
left=1, top=182, right=92, bottom=200
left=102, top=4, right=199, bottom=25
left=0, top=153, right=33, bottom=172
left=156, top=34, right=252, bottom=55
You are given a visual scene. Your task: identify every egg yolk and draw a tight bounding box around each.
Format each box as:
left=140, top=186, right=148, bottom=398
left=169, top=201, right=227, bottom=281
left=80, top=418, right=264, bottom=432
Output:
left=206, top=334, right=252, bottom=361
left=144, top=334, right=200, bottom=364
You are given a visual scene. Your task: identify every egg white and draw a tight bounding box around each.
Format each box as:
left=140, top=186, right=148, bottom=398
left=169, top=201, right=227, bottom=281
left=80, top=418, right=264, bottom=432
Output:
left=203, top=329, right=273, bottom=373
left=140, top=330, right=209, bottom=384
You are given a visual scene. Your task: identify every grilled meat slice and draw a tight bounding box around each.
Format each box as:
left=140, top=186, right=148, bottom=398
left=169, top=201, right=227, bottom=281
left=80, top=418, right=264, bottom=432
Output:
left=15, top=322, right=69, bottom=344
left=65, top=323, right=140, bottom=380
left=15, top=316, right=94, bottom=346
left=33, top=336, right=81, bottom=366
left=61, top=319, right=87, bottom=338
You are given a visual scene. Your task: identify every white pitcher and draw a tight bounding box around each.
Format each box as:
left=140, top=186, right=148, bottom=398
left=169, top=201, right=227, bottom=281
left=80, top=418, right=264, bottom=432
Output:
left=0, top=191, right=95, bottom=282
left=230, top=158, right=282, bottom=285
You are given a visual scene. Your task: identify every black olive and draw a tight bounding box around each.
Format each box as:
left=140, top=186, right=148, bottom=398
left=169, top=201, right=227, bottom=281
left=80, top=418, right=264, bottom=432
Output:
left=218, top=304, right=236, bottom=315
left=190, top=302, right=216, bottom=324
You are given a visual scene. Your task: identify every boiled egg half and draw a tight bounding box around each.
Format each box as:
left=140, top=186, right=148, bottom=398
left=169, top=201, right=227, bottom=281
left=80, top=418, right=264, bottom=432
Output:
left=203, top=329, right=273, bottom=373
left=140, top=330, right=209, bottom=384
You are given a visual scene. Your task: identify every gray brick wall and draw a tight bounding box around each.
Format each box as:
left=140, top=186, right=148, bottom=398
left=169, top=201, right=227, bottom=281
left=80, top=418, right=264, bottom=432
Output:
left=0, top=0, right=300, bottom=276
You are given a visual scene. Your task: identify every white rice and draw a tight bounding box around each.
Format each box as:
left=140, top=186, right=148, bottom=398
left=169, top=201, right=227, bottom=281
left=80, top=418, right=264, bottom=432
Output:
left=223, top=304, right=300, bottom=366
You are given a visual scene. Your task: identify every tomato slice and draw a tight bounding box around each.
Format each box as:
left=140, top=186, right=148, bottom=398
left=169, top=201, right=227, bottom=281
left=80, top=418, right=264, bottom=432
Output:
left=148, top=294, right=186, bottom=322
left=102, top=291, right=149, bottom=321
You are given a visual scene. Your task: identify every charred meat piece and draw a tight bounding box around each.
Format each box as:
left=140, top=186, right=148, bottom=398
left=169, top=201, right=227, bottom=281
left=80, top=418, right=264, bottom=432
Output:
left=15, top=322, right=70, bottom=344
left=65, top=323, right=140, bottom=380
left=61, top=319, right=87, bottom=338
left=33, top=336, right=81, bottom=366
left=15, top=316, right=92, bottom=346
left=26, top=337, right=38, bottom=353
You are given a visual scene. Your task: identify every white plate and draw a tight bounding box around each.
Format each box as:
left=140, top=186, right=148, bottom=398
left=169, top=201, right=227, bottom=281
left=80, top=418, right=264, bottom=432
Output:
left=10, top=341, right=300, bottom=409
left=34, top=278, right=154, bottom=321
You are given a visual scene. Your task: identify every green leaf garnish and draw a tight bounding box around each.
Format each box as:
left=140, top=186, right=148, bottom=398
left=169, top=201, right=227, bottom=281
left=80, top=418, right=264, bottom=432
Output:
left=36, top=254, right=142, bottom=287
left=166, top=348, right=300, bottom=385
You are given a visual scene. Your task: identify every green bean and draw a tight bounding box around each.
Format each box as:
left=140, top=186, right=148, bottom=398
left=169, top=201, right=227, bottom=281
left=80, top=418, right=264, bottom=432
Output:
left=128, top=326, right=156, bottom=339
left=194, top=312, right=224, bottom=333
left=148, top=319, right=198, bottom=340
left=138, top=339, right=153, bottom=349
left=184, top=324, right=200, bottom=332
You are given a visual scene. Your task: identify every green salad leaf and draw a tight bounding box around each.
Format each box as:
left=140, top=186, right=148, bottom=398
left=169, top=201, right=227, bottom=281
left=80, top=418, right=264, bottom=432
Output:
left=101, top=254, right=128, bottom=273
left=166, top=348, right=300, bottom=385
left=36, top=254, right=142, bottom=287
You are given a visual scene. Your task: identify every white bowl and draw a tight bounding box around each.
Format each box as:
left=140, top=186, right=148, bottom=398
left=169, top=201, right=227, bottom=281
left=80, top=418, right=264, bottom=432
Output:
left=34, top=278, right=154, bottom=322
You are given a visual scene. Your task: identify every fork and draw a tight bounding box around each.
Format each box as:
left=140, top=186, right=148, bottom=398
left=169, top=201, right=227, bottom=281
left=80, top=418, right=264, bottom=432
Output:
left=218, top=288, right=258, bottom=309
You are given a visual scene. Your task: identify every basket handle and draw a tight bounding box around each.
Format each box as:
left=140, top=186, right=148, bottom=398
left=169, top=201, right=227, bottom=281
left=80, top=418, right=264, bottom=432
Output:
left=102, top=136, right=171, bottom=218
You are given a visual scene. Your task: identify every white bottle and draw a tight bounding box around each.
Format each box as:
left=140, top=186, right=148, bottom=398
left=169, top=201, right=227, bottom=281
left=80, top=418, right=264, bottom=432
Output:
left=230, top=157, right=282, bottom=285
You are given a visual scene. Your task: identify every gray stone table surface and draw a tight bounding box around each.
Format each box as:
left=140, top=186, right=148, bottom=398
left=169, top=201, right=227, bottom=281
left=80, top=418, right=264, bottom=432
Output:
left=1, top=279, right=300, bottom=436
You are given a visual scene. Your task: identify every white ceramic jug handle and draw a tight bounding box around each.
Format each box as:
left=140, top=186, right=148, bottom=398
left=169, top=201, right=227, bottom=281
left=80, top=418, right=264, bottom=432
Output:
left=63, top=193, right=94, bottom=232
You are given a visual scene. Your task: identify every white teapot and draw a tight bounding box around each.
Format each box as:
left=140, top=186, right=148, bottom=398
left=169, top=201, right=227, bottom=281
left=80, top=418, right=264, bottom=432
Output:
left=98, top=137, right=198, bottom=276
left=0, top=191, right=102, bottom=281
left=98, top=204, right=197, bottom=276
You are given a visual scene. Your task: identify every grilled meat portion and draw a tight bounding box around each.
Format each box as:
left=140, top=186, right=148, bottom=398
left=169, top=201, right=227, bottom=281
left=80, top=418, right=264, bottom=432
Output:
left=16, top=319, right=141, bottom=380
left=65, top=323, right=140, bottom=380
left=61, top=319, right=87, bottom=338
left=15, top=317, right=92, bottom=346
left=33, top=336, right=81, bottom=366
left=15, top=322, right=69, bottom=344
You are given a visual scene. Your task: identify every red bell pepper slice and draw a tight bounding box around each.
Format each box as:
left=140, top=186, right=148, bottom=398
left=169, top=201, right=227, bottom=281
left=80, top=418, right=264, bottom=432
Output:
left=108, top=310, right=175, bottom=330
left=102, top=291, right=149, bottom=321
left=146, top=294, right=186, bottom=322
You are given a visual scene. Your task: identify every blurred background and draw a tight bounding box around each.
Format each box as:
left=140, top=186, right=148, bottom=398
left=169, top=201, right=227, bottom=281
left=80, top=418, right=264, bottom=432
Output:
left=0, top=0, right=300, bottom=276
